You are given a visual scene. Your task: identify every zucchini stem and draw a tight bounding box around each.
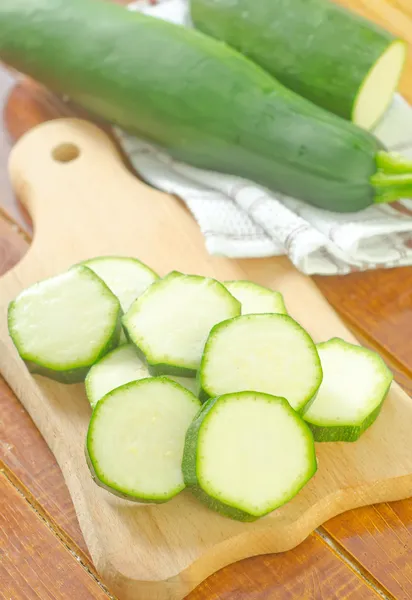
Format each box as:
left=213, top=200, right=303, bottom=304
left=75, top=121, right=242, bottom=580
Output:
left=372, top=151, right=412, bottom=204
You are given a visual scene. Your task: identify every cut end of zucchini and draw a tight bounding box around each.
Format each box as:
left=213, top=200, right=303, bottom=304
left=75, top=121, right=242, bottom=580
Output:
left=123, top=272, right=240, bottom=376
left=303, top=338, right=393, bottom=442
left=199, top=314, right=322, bottom=412
left=224, top=280, right=287, bottom=315
left=87, top=377, right=201, bottom=502
left=183, top=392, right=317, bottom=520
left=353, top=40, right=406, bottom=130
left=8, top=265, right=121, bottom=382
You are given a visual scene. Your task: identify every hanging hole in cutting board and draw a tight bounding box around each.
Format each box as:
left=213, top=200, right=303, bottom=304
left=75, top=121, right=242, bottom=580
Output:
left=52, top=142, right=80, bottom=163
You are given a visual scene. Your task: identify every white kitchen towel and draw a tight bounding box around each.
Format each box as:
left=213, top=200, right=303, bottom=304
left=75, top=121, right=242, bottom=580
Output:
left=118, top=0, right=412, bottom=275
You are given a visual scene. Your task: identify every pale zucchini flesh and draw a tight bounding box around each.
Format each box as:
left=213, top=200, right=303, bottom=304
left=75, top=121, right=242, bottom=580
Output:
left=85, top=343, right=199, bottom=408
left=86, top=344, right=149, bottom=409
left=224, top=280, right=287, bottom=315
left=82, top=256, right=159, bottom=312
left=87, top=378, right=201, bottom=502
left=183, top=391, right=317, bottom=520
left=8, top=265, right=121, bottom=383
left=353, top=40, right=406, bottom=130
left=199, top=314, right=322, bottom=412
left=123, top=272, right=241, bottom=376
left=303, top=338, right=393, bottom=442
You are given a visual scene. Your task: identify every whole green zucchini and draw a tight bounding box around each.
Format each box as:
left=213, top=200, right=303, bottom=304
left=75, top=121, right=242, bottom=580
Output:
left=190, top=0, right=406, bottom=130
left=1, top=0, right=411, bottom=212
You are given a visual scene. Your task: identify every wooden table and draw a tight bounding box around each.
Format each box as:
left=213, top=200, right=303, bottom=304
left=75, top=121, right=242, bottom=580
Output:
left=1, top=1, right=412, bottom=598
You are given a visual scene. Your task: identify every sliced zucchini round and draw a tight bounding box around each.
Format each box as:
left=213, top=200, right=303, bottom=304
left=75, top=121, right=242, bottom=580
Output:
left=81, top=256, right=158, bottom=312
left=199, top=314, right=322, bottom=411
left=303, top=338, right=393, bottom=442
left=87, top=377, right=201, bottom=503
left=123, top=272, right=240, bottom=377
left=183, top=391, right=317, bottom=521
left=85, top=344, right=149, bottom=409
left=8, top=265, right=121, bottom=383
left=85, top=343, right=199, bottom=408
left=224, top=280, right=287, bottom=315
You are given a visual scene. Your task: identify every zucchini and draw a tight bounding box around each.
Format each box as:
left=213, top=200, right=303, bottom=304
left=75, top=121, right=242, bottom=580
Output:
left=191, top=0, right=406, bottom=130
left=224, top=280, right=287, bottom=315
left=199, top=314, right=322, bottom=412
left=123, top=272, right=240, bottom=377
left=81, top=256, right=158, bottom=313
left=87, top=377, right=201, bottom=503
left=8, top=266, right=121, bottom=383
left=303, top=338, right=393, bottom=442
left=81, top=256, right=158, bottom=343
left=86, top=344, right=148, bottom=409
left=1, top=0, right=412, bottom=211
left=182, top=391, right=317, bottom=521
left=85, top=343, right=198, bottom=409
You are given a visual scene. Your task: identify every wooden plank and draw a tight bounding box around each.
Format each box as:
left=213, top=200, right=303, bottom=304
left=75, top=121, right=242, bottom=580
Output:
left=0, top=470, right=112, bottom=600
left=0, top=376, right=90, bottom=558
left=324, top=503, right=412, bottom=599
left=189, top=533, right=384, bottom=600
left=389, top=0, right=412, bottom=20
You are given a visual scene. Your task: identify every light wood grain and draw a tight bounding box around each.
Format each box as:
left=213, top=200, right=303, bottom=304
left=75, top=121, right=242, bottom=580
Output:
left=0, top=118, right=411, bottom=600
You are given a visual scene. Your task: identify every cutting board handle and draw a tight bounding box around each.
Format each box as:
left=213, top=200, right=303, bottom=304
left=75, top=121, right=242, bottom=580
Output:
left=9, top=118, right=133, bottom=224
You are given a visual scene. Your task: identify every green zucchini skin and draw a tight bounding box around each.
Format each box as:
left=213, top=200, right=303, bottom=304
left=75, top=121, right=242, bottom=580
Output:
left=183, top=393, right=317, bottom=521
left=0, top=0, right=394, bottom=212
left=305, top=389, right=389, bottom=443
left=11, top=311, right=121, bottom=384
left=190, top=0, right=401, bottom=124
left=7, top=267, right=122, bottom=384
left=182, top=397, right=259, bottom=521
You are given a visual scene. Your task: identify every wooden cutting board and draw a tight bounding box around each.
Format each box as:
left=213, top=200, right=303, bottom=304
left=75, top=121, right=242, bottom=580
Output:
left=1, top=118, right=412, bottom=600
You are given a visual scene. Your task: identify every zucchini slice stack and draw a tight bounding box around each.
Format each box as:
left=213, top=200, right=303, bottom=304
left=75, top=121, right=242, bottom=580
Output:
left=8, top=258, right=393, bottom=519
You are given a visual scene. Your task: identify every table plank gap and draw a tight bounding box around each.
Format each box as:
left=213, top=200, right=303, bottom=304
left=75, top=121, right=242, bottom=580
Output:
left=315, top=527, right=397, bottom=600
left=0, top=457, right=94, bottom=571
left=0, top=462, right=115, bottom=598
left=0, top=469, right=116, bottom=600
